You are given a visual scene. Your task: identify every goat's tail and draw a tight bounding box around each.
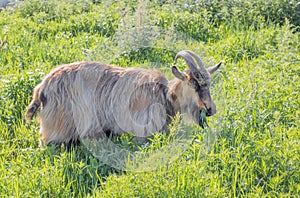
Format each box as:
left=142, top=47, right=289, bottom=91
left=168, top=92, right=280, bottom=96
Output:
left=25, top=86, right=42, bottom=122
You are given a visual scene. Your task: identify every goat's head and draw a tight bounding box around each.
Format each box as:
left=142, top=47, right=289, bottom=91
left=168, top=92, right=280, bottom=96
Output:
left=171, top=50, right=222, bottom=127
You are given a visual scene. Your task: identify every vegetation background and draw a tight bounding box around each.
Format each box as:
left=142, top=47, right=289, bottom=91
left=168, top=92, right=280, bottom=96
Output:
left=0, top=0, right=299, bottom=197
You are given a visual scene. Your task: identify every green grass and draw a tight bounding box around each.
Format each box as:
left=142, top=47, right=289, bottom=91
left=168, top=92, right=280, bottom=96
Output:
left=0, top=0, right=299, bottom=197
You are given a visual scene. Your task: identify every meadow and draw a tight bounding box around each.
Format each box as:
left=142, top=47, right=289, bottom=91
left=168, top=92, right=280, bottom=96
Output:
left=0, top=0, right=299, bottom=197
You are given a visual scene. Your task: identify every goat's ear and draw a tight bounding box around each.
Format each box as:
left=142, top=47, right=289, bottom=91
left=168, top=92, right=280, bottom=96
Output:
left=172, top=66, right=185, bottom=80
left=207, top=62, right=222, bottom=75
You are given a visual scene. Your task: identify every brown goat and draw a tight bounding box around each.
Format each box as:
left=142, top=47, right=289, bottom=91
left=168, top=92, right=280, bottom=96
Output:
left=26, top=50, right=221, bottom=145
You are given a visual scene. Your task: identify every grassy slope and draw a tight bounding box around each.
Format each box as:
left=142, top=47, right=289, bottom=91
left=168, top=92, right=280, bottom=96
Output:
left=0, top=0, right=299, bottom=197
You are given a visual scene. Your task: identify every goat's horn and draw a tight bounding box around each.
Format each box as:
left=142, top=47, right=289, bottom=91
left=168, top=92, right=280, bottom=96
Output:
left=185, top=50, right=206, bottom=72
left=174, top=50, right=198, bottom=73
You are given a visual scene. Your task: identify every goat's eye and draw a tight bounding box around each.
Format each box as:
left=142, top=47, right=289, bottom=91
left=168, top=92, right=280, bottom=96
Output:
left=193, top=72, right=200, bottom=79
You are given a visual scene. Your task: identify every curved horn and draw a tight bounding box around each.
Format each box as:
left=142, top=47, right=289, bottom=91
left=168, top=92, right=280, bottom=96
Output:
left=174, top=50, right=198, bottom=73
left=185, top=50, right=206, bottom=72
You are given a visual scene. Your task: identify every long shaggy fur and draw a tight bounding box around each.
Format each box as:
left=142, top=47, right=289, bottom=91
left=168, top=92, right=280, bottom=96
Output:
left=26, top=50, right=221, bottom=145
left=26, top=62, right=176, bottom=144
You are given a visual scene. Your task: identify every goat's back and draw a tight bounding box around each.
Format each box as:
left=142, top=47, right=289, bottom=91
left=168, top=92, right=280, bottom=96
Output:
left=32, top=62, right=172, bottom=144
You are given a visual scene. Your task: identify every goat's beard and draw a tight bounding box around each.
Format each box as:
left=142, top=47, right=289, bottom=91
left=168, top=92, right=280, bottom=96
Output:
left=199, top=109, right=207, bottom=128
left=198, top=118, right=205, bottom=128
left=192, top=109, right=207, bottom=129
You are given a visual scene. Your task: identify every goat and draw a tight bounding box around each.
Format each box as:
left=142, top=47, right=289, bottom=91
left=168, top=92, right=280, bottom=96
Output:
left=26, top=50, right=221, bottom=145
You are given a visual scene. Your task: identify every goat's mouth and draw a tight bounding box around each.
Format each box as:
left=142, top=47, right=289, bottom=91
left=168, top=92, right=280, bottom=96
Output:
left=198, top=109, right=207, bottom=128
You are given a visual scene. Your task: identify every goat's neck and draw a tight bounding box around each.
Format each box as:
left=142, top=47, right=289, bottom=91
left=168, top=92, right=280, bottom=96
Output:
left=167, top=78, right=183, bottom=113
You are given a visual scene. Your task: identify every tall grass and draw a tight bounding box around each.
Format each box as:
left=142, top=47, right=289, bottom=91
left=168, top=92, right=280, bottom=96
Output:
left=0, top=0, right=299, bottom=197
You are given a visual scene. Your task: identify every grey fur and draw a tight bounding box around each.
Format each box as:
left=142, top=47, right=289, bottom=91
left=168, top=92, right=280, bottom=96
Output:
left=26, top=50, right=221, bottom=145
